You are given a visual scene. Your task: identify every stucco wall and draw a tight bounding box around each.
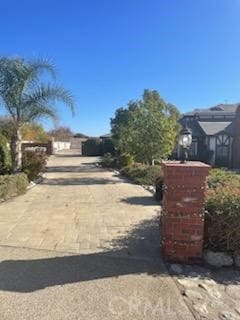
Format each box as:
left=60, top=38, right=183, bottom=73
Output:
left=53, top=141, right=71, bottom=154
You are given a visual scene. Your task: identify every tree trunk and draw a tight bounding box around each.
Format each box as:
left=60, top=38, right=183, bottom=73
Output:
left=10, top=126, right=22, bottom=172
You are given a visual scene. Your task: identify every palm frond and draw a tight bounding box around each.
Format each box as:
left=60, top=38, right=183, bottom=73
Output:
left=27, top=57, right=57, bottom=81
left=22, top=103, right=58, bottom=123
left=0, top=56, right=75, bottom=127
left=23, top=84, right=75, bottom=116
left=20, top=58, right=57, bottom=96
left=0, top=57, right=25, bottom=119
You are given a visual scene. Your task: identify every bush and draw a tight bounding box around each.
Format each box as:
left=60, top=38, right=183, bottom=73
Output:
left=120, top=163, right=147, bottom=183
left=205, top=185, right=240, bottom=252
left=0, top=133, right=11, bottom=174
left=82, top=138, right=102, bottom=156
left=121, top=163, right=162, bottom=186
left=101, top=153, right=115, bottom=168
left=144, top=165, right=163, bottom=185
left=22, top=151, right=47, bottom=181
left=207, top=168, right=240, bottom=189
left=0, top=173, right=28, bottom=201
left=119, top=153, right=134, bottom=168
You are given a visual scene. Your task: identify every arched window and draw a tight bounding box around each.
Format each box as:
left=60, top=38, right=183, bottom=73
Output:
left=215, top=134, right=230, bottom=167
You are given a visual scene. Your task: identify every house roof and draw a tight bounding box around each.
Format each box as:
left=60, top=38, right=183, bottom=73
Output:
left=184, top=103, right=240, bottom=117
left=180, top=118, right=204, bottom=137
left=198, top=121, right=234, bottom=136
left=100, top=133, right=112, bottom=139
left=182, top=103, right=239, bottom=137
left=209, top=104, right=239, bottom=112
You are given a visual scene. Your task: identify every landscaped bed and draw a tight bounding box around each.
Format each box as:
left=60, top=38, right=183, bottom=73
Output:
left=101, top=153, right=240, bottom=266
left=0, top=173, right=29, bottom=201
left=0, top=134, right=48, bottom=202
left=204, top=168, right=240, bottom=267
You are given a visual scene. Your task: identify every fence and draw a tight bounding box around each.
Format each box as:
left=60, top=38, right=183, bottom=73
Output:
left=21, top=141, right=53, bottom=155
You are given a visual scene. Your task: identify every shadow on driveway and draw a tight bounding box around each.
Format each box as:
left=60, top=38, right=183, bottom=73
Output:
left=0, top=216, right=163, bottom=293
left=0, top=215, right=238, bottom=293
left=46, top=165, right=103, bottom=173
left=120, top=196, right=159, bottom=206
left=42, top=177, right=121, bottom=185
left=0, top=253, right=165, bottom=293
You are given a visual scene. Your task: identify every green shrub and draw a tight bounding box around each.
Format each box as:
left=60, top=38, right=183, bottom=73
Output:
left=153, top=159, right=162, bottom=166
left=121, top=163, right=162, bottom=186
left=120, top=163, right=147, bottom=183
left=16, top=173, right=29, bottom=194
left=82, top=138, right=102, bottom=156
left=22, top=151, right=47, bottom=181
left=205, top=185, right=240, bottom=252
left=0, top=173, right=28, bottom=200
left=144, top=165, right=163, bottom=185
left=119, top=153, right=134, bottom=168
left=207, top=168, right=240, bottom=189
left=0, top=133, right=11, bottom=174
left=101, top=153, right=114, bottom=168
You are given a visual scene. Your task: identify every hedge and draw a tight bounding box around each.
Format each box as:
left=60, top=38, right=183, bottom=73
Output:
left=118, top=153, right=134, bottom=168
left=207, top=168, right=240, bottom=189
left=120, top=163, right=163, bottom=186
left=205, top=168, right=240, bottom=252
left=205, top=184, right=240, bottom=252
left=0, top=173, right=29, bottom=201
left=22, top=151, right=47, bottom=181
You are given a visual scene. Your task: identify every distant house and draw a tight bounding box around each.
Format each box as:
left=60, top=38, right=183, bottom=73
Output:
left=99, top=133, right=112, bottom=140
left=180, top=104, right=240, bottom=168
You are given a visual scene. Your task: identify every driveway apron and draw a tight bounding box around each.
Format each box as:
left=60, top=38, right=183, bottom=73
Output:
left=0, top=151, right=194, bottom=320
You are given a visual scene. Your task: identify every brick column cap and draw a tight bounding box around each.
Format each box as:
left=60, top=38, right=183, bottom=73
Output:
left=162, top=161, right=211, bottom=169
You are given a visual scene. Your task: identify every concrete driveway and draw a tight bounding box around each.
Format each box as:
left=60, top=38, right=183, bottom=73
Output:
left=0, top=151, right=194, bottom=320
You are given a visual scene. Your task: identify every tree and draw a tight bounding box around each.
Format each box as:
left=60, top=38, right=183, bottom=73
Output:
left=0, top=57, right=75, bottom=171
left=110, top=89, right=180, bottom=164
left=0, top=117, right=49, bottom=142
left=48, top=126, right=74, bottom=141
left=21, top=123, right=49, bottom=142
left=110, top=102, right=138, bottom=154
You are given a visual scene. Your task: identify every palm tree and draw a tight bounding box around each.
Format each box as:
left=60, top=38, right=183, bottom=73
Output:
left=0, top=57, right=75, bottom=172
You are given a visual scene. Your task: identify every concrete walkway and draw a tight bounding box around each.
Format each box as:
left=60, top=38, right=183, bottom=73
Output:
left=0, top=151, right=194, bottom=320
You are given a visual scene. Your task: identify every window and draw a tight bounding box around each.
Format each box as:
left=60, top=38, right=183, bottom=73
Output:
left=215, top=134, right=230, bottom=167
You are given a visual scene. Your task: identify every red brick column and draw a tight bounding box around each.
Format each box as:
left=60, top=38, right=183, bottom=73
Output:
left=162, top=161, right=210, bottom=264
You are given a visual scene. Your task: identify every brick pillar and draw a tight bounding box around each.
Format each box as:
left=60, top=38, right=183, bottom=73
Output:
left=162, top=161, right=210, bottom=264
